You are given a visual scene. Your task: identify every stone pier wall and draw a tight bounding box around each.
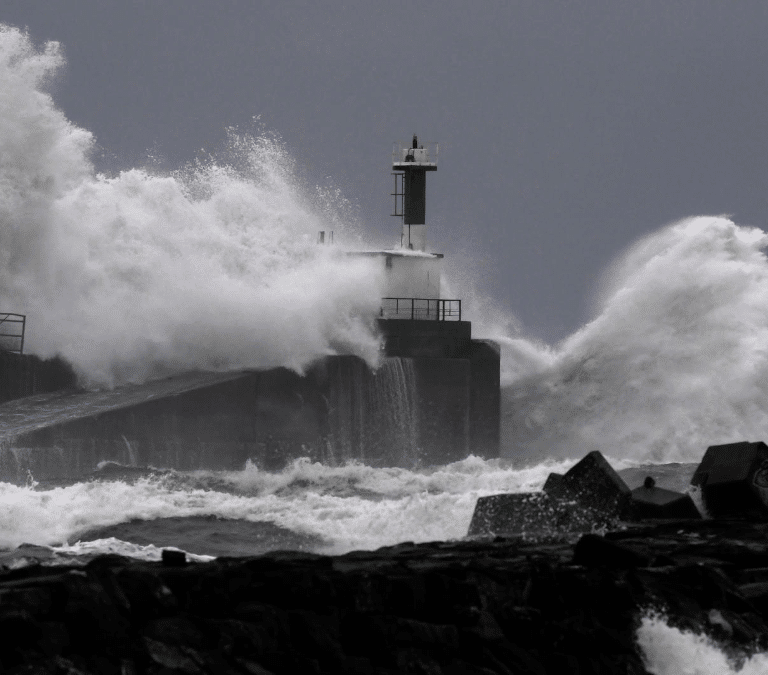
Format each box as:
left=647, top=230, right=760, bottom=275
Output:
left=0, top=352, right=500, bottom=482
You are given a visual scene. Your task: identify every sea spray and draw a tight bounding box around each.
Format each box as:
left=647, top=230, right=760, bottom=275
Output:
left=0, top=25, right=383, bottom=386
left=322, top=356, right=420, bottom=467
left=368, top=357, right=419, bottom=466
left=501, top=216, right=768, bottom=465
left=636, top=612, right=768, bottom=675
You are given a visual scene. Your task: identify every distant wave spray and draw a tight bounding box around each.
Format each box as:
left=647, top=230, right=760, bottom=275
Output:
left=501, top=216, right=768, bottom=464
left=0, top=25, right=382, bottom=386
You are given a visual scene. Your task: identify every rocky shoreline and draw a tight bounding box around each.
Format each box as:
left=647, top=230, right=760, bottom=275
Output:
left=1, top=519, right=767, bottom=674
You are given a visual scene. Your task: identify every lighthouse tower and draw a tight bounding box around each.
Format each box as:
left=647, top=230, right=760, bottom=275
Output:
left=376, top=135, right=463, bottom=355
left=392, top=134, right=438, bottom=251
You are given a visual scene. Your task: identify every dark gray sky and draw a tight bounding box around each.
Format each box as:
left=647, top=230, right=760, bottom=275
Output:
left=5, top=1, right=768, bottom=343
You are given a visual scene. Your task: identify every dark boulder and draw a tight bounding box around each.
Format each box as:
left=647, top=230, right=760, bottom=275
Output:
left=572, top=534, right=653, bottom=569
left=691, top=441, right=768, bottom=518
left=161, top=549, right=187, bottom=567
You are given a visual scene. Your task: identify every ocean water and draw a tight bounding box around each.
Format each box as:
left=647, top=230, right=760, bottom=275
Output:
left=3, top=22, right=768, bottom=670
left=0, top=455, right=684, bottom=561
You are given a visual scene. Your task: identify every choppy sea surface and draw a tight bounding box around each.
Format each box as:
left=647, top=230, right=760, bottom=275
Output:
left=0, top=455, right=697, bottom=563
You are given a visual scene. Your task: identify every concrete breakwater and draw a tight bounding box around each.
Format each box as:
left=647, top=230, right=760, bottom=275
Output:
left=1, top=519, right=767, bottom=674
left=0, top=352, right=76, bottom=405
left=0, top=348, right=500, bottom=482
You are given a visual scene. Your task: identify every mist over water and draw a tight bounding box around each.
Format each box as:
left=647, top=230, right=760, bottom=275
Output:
left=0, top=26, right=382, bottom=386
left=501, top=216, right=768, bottom=465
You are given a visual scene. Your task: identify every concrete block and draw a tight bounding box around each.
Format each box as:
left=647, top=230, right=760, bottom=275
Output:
left=629, top=477, right=701, bottom=520
left=542, top=473, right=570, bottom=499
left=691, top=441, right=768, bottom=518
left=554, top=451, right=631, bottom=518
left=467, top=492, right=602, bottom=537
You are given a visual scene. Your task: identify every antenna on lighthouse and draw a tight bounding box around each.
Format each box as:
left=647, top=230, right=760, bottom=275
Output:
left=391, top=135, right=438, bottom=251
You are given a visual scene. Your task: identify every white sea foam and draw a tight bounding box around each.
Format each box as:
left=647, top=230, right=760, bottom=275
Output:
left=637, top=613, right=768, bottom=675
left=53, top=538, right=214, bottom=563
left=0, top=456, right=573, bottom=553
left=0, top=25, right=382, bottom=386
left=187, top=454, right=572, bottom=498
left=501, top=216, right=768, bottom=464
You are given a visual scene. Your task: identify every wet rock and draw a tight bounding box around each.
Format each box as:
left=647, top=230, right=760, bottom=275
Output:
left=572, top=534, right=653, bottom=569
left=691, top=441, right=768, bottom=518
left=161, top=549, right=187, bottom=567
left=144, top=636, right=204, bottom=673
left=0, top=543, right=57, bottom=568
left=3, top=521, right=768, bottom=673
left=143, top=616, right=207, bottom=649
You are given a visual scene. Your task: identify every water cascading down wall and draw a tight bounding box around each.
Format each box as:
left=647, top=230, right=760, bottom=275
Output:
left=0, top=349, right=499, bottom=482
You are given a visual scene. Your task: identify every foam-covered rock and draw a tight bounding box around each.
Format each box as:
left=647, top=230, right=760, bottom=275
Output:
left=467, top=492, right=596, bottom=536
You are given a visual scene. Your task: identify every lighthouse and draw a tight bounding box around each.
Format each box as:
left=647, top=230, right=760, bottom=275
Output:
left=392, top=134, right=438, bottom=252
left=0, top=135, right=502, bottom=482
left=373, top=136, right=466, bottom=358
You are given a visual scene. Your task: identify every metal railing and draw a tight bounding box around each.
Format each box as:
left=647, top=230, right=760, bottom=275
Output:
left=0, top=313, right=25, bottom=354
left=392, top=141, right=438, bottom=167
left=380, top=298, right=461, bottom=322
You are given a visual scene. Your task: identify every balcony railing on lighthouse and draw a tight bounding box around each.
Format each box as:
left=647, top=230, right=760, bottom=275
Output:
left=380, top=298, right=461, bottom=322
left=391, top=141, right=438, bottom=167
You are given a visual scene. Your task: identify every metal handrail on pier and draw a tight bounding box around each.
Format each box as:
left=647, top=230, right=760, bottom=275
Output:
left=380, top=298, right=461, bottom=322
left=0, top=313, right=25, bottom=354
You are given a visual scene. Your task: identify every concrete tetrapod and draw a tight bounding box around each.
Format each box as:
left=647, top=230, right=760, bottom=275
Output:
left=468, top=451, right=632, bottom=537
left=691, top=441, right=768, bottom=519
left=629, top=477, right=701, bottom=520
